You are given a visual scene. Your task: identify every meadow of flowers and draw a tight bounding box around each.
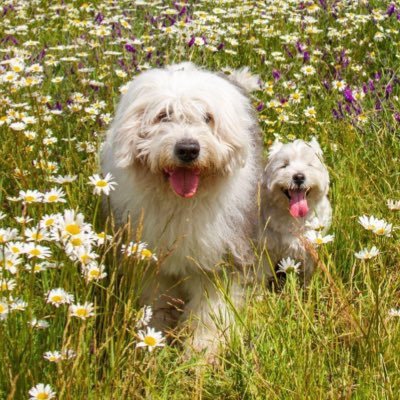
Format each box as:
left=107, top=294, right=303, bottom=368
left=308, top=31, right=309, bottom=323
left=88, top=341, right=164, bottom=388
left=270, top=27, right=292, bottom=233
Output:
left=1, top=0, right=400, bottom=398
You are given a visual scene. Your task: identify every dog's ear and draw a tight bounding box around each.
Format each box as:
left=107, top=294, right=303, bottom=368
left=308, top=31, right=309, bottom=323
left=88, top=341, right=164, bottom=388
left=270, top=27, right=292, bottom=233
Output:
left=268, top=139, right=283, bottom=159
left=225, top=67, right=261, bottom=93
left=167, top=62, right=197, bottom=72
left=308, top=137, right=323, bottom=157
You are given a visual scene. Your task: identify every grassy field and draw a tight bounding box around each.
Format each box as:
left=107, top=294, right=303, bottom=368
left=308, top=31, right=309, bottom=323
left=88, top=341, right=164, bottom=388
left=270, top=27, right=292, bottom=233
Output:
left=1, top=0, right=400, bottom=398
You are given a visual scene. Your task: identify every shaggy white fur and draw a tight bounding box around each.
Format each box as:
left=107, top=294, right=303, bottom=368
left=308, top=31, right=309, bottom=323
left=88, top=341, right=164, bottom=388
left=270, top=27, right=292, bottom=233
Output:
left=101, top=62, right=262, bottom=354
left=259, top=138, right=332, bottom=284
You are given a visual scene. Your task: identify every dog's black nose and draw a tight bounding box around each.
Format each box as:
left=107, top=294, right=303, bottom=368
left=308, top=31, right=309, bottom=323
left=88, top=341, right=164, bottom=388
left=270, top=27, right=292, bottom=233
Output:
left=293, top=173, right=305, bottom=185
left=174, top=139, right=200, bottom=163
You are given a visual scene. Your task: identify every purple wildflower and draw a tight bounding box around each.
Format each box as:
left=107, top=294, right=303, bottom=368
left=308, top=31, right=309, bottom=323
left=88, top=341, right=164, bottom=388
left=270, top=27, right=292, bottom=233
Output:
left=188, top=36, right=195, bottom=47
left=125, top=44, right=136, bottom=53
left=343, top=87, right=354, bottom=103
left=387, top=4, right=396, bottom=16
left=272, top=69, right=281, bottom=81
left=385, top=84, right=393, bottom=99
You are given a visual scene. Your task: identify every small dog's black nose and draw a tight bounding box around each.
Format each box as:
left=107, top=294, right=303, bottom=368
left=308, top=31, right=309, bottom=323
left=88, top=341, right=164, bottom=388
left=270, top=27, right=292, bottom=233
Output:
left=293, top=173, right=305, bottom=185
left=174, top=139, right=200, bottom=163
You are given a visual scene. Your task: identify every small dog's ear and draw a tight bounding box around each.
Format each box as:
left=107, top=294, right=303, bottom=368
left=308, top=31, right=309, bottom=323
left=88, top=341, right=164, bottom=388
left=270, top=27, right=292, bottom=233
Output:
left=268, top=139, right=283, bottom=159
left=308, top=137, right=323, bottom=157
left=226, top=67, right=261, bottom=93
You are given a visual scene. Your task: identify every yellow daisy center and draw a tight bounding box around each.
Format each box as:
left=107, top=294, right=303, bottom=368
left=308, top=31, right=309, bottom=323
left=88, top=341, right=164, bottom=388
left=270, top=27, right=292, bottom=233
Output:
left=76, top=308, right=88, bottom=317
left=80, top=254, right=90, bottom=264
left=65, top=224, right=80, bottom=235
left=12, top=65, right=22, bottom=73
left=36, top=393, right=49, bottom=400
left=144, top=336, right=156, bottom=346
left=315, top=238, right=324, bottom=245
left=141, top=249, right=153, bottom=259
left=47, top=195, right=59, bottom=202
left=96, top=180, right=107, bottom=187
left=45, top=219, right=54, bottom=226
left=51, top=295, right=63, bottom=303
left=25, top=195, right=35, bottom=202
left=33, top=264, right=42, bottom=272
left=71, top=237, right=83, bottom=246
left=130, top=244, right=138, bottom=253
left=0, top=304, right=5, bottom=313
left=1, top=283, right=8, bottom=290
left=32, top=233, right=43, bottom=240
left=375, top=228, right=385, bottom=235
left=89, top=269, right=100, bottom=277
left=30, top=248, right=41, bottom=256
left=0, top=235, right=4, bottom=243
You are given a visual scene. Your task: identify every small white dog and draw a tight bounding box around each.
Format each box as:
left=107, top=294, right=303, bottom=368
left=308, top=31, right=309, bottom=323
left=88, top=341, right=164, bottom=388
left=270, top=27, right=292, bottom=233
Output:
left=259, top=138, right=332, bottom=284
left=101, top=62, right=262, bottom=354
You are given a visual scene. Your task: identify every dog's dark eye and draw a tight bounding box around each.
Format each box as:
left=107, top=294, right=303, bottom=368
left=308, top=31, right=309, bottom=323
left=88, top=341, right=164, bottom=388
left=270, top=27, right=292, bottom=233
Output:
left=280, top=162, right=289, bottom=169
left=155, top=111, right=171, bottom=123
left=204, top=113, right=213, bottom=124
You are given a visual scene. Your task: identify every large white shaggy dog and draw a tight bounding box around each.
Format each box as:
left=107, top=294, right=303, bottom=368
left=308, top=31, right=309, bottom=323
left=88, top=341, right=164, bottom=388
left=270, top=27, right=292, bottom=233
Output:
left=101, top=63, right=262, bottom=354
left=259, top=138, right=332, bottom=284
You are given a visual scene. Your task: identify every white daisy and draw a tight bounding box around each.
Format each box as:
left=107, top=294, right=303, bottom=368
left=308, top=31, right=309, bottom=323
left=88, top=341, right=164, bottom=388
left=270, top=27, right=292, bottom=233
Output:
left=300, top=65, right=316, bottom=75
left=24, top=243, right=51, bottom=259
left=40, top=213, right=61, bottom=229
left=29, top=318, right=50, bottom=329
left=305, top=217, right=326, bottom=231
left=387, top=199, right=400, bottom=211
left=24, top=227, right=50, bottom=242
left=29, top=383, right=56, bottom=400
left=358, top=215, right=381, bottom=231
left=43, top=187, right=67, bottom=203
left=88, top=173, right=117, bottom=195
left=43, top=351, right=63, bottom=363
left=0, top=278, right=17, bottom=291
left=48, top=174, right=78, bottom=184
left=0, top=299, right=9, bottom=320
left=46, top=288, right=74, bottom=308
left=18, top=189, right=43, bottom=204
left=10, top=298, right=28, bottom=311
left=83, top=262, right=107, bottom=282
left=136, top=327, right=165, bottom=352
left=0, top=252, right=22, bottom=274
left=121, top=241, right=158, bottom=261
left=0, top=228, right=19, bottom=243
left=354, top=246, right=380, bottom=260
left=277, top=257, right=301, bottom=274
left=305, top=230, right=335, bottom=246
left=69, top=301, right=95, bottom=320
left=388, top=308, right=400, bottom=317
left=136, top=305, right=153, bottom=328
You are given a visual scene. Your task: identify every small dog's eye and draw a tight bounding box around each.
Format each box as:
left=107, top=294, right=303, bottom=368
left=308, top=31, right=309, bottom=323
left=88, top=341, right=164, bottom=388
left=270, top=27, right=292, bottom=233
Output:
left=204, top=113, right=213, bottom=124
left=280, top=163, right=288, bottom=169
left=155, top=111, right=170, bottom=123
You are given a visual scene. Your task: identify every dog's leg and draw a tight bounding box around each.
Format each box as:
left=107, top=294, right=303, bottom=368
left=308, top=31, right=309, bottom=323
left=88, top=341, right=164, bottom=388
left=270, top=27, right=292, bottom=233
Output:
left=140, top=271, right=184, bottom=333
left=181, top=274, right=242, bottom=357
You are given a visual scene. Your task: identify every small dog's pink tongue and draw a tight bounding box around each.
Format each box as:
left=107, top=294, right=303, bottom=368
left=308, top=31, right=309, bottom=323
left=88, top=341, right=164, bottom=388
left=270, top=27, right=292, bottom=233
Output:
left=167, top=167, right=200, bottom=198
left=289, top=190, right=309, bottom=218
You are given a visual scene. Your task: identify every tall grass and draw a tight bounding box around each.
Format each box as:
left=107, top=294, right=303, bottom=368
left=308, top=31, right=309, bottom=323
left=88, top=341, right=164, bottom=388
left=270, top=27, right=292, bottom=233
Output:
left=1, top=0, right=400, bottom=398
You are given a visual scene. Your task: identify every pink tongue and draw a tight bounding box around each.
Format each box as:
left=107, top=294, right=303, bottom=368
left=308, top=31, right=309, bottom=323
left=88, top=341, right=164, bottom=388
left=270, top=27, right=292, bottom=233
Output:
left=289, top=190, right=309, bottom=218
left=167, top=168, right=200, bottom=198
